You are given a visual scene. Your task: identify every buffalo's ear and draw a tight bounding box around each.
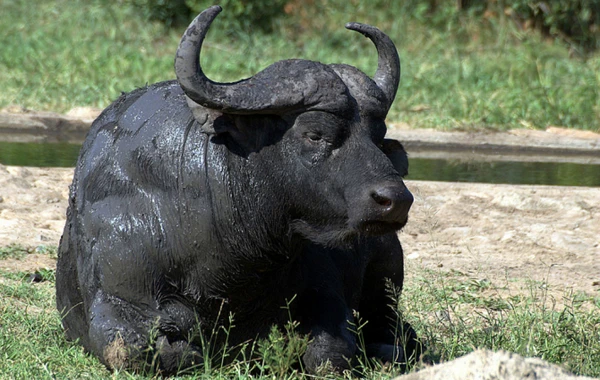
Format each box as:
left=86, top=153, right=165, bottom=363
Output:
left=186, top=96, right=236, bottom=135
left=381, top=138, right=409, bottom=177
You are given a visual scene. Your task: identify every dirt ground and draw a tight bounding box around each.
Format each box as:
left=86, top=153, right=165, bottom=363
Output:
left=0, top=163, right=598, bottom=298
left=401, top=180, right=599, bottom=298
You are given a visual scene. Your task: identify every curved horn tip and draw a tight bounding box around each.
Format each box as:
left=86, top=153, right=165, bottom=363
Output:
left=193, top=5, right=223, bottom=26
left=186, top=5, right=223, bottom=30
left=205, top=5, right=223, bottom=16
left=345, top=22, right=372, bottom=35
left=344, top=20, right=400, bottom=112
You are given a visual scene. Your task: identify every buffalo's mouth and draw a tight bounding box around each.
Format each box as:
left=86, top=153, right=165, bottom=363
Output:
left=291, top=216, right=408, bottom=246
left=290, top=219, right=356, bottom=246
left=357, top=218, right=408, bottom=236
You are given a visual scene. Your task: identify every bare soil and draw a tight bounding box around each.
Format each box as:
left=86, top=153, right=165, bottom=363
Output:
left=401, top=180, right=600, bottom=298
left=0, top=164, right=598, bottom=298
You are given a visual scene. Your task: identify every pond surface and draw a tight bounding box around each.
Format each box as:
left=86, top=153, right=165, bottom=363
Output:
left=408, top=158, right=600, bottom=187
left=1, top=142, right=599, bottom=187
left=0, top=142, right=81, bottom=168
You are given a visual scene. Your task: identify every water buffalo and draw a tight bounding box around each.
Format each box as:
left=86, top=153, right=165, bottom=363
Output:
left=56, top=5, right=419, bottom=375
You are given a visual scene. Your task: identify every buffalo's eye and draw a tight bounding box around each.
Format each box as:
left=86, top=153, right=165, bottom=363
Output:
left=305, top=132, right=322, bottom=142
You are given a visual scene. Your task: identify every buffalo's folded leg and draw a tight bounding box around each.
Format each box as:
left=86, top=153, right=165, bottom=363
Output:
left=155, top=336, right=203, bottom=374
left=303, top=327, right=356, bottom=373
left=358, top=235, right=423, bottom=369
left=87, top=291, right=202, bottom=374
left=298, top=289, right=356, bottom=373
left=363, top=322, right=421, bottom=368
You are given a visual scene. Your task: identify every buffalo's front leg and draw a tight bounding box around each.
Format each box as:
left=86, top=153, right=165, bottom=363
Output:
left=295, top=245, right=358, bottom=373
left=87, top=290, right=203, bottom=374
left=359, top=234, right=422, bottom=368
left=298, top=290, right=357, bottom=373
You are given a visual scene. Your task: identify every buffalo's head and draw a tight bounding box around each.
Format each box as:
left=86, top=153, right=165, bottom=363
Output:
left=175, top=6, right=412, bottom=245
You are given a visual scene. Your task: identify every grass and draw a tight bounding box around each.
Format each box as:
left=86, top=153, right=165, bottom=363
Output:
left=1, top=245, right=599, bottom=378
left=399, top=267, right=600, bottom=377
left=1, top=0, right=599, bottom=131
left=0, top=245, right=29, bottom=260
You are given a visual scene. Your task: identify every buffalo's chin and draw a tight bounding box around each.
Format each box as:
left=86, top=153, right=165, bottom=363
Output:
left=290, top=219, right=358, bottom=247
left=290, top=217, right=407, bottom=247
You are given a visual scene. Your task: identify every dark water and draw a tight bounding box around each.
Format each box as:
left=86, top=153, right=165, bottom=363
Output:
left=0, top=142, right=81, bottom=167
left=1, top=142, right=599, bottom=187
left=407, top=158, right=600, bottom=187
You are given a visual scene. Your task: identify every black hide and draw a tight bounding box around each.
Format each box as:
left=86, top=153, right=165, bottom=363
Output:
left=56, top=5, right=419, bottom=375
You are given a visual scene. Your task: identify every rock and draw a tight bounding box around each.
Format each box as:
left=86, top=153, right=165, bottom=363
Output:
left=65, top=107, right=102, bottom=120
left=1, top=105, right=29, bottom=114
left=0, top=110, right=92, bottom=143
left=27, top=271, right=45, bottom=283
left=395, top=349, right=597, bottom=380
left=546, top=126, right=600, bottom=140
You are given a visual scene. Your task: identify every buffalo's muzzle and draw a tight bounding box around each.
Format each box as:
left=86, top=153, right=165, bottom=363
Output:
left=369, top=183, right=413, bottom=223
left=351, top=182, right=412, bottom=235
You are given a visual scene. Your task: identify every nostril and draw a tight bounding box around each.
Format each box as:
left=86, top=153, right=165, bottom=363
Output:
left=361, top=184, right=413, bottom=227
left=371, top=191, right=394, bottom=208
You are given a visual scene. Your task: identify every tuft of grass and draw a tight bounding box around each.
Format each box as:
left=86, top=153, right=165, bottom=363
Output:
left=33, top=245, right=59, bottom=258
left=0, top=245, right=29, bottom=260
left=1, top=0, right=599, bottom=131
left=254, top=321, right=309, bottom=378
left=0, top=244, right=58, bottom=260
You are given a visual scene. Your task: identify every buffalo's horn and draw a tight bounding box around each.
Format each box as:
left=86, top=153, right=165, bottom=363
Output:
left=345, top=22, right=401, bottom=112
left=175, top=6, right=237, bottom=112
left=176, top=6, right=324, bottom=115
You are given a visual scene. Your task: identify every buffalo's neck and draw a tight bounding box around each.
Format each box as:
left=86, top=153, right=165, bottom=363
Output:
left=179, top=132, right=303, bottom=314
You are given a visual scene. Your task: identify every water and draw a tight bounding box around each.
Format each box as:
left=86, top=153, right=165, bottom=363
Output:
left=1, top=142, right=599, bottom=187
left=0, top=142, right=81, bottom=167
left=408, top=158, right=600, bottom=187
